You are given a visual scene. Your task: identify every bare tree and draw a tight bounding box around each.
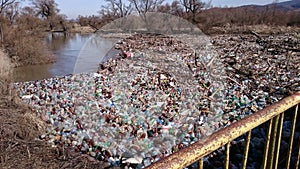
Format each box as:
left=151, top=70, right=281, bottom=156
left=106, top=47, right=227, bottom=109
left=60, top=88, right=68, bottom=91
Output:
left=180, top=0, right=205, bottom=23
left=31, top=0, right=62, bottom=31
left=77, top=15, right=103, bottom=31
left=4, top=1, right=19, bottom=23
left=0, top=0, right=17, bottom=14
left=130, top=0, right=164, bottom=17
left=20, top=6, right=35, bottom=16
left=157, top=0, right=184, bottom=16
left=170, top=0, right=183, bottom=16
left=102, top=0, right=133, bottom=18
left=129, top=0, right=164, bottom=30
left=31, top=0, right=59, bottom=19
left=0, top=0, right=18, bottom=43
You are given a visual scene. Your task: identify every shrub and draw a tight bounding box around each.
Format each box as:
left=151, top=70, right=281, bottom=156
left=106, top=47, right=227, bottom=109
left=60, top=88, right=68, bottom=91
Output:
left=1, top=15, right=55, bottom=67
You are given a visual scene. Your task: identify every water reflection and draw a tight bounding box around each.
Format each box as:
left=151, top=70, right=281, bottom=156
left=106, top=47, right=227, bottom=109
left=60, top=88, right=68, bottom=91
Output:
left=47, top=33, right=69, bottom=51
left=13, top=33, right=117, bottom=82
left=12, top=64, right=52, bottom=82
left=74, top=34, right=118, bottom=74
left=49, top=33, right=90, bottom=77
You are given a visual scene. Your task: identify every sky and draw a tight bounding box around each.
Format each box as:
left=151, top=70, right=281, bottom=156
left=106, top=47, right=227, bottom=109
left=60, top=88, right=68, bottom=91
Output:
left=22, top=0, right=290, bottom=19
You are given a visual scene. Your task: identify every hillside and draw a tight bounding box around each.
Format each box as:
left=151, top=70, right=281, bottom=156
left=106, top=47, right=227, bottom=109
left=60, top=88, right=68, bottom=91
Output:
left=241, top=0, right=300, bottom=11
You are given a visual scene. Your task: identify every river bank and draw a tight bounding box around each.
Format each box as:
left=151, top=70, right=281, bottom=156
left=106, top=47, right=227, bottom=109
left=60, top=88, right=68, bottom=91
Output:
left=1, top=27, right=299, bottom=168
left=8, top=32, right=300, bottom=168
left=11, top=33, right=118, bottom=82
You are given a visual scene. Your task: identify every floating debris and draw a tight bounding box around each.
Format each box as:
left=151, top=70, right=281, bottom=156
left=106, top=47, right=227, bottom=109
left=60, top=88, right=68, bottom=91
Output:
left=14, top=32, right=299, bottom=168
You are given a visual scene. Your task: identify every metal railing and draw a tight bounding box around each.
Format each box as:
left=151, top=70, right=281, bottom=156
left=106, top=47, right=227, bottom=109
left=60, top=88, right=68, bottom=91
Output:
left=147, top=92, right=300, bottom=169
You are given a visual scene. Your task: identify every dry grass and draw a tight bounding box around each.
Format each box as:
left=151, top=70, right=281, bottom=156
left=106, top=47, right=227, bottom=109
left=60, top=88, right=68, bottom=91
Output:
left=0, top=83, right=106, bottom=169
left=0, top=50, right=11, bottom=81
left=0, top=104, right=106, bottom=169
left=2, top=26, right=55, bottom=67
left=68, top=23, right=96, bottom=33
left=0, top=15, right=55, bottom=68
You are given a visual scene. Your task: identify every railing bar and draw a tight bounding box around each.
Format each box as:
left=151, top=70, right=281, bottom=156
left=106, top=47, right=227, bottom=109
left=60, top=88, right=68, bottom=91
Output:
left=224, top=143, right=230, bottom=169
left=242, top=130, right=252, bottom=169
left=296, top=135, right=300, bottom=169
left=198, top=158, right=203, bottom=169
left=262, top=119, right=273, bottom=169
left=274, top=113, right=284, bottom=167
left=286, top=104, right=298, bottom=169
left=147, top=93, right=300, bottom=169
left=268, top=115, right=280, bottom=169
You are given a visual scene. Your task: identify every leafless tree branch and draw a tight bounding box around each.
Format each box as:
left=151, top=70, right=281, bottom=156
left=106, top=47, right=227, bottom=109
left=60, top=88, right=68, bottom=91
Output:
left=102, top=0, right=133, bottom=18
left=0, top=0, right=17, bottom=14
left=179, top=0, right=205, bottom=23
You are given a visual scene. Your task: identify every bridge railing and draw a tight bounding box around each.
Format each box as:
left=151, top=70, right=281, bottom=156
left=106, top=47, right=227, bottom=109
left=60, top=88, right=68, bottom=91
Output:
left=147, top=92, right=300, bottom=169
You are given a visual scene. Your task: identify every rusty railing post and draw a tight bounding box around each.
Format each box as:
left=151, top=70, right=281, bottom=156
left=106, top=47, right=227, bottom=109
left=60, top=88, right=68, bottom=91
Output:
left=274, top=113, right=284, bottom=167
left=262, top=119, right=273, bottom=169
left=242, top=130, right=251, bottom=169
left=147, top=93, right=300, bottom=169
left=286, top=104, right=298, bottom=169
left=224, top=143, right=230, bottom=169
left=198, top=158, right=203, bottom=169
left=267, top=115, right=280, bottom=169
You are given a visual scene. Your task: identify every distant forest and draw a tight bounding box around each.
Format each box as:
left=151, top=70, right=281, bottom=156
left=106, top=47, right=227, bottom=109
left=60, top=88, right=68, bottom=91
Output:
left=77, top=0, right=300, bottom=31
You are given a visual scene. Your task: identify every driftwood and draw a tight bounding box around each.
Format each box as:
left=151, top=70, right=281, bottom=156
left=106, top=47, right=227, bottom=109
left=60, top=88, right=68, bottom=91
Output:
left=88, top=24, right=99, bottom=33
left=250, top=30, right=261, bottom=39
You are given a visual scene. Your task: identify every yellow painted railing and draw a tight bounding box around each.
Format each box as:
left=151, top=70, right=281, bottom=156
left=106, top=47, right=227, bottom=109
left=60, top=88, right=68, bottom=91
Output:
left=147, top=92, right=300, bottom=169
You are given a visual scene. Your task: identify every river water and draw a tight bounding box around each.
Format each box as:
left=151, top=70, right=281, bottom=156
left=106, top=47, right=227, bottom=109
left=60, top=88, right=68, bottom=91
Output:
left=12, top=33, right=118, bottom=82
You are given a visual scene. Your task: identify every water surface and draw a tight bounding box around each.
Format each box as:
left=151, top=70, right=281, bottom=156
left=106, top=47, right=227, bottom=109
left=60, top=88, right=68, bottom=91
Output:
left=13, top=33, right=118, bottom=82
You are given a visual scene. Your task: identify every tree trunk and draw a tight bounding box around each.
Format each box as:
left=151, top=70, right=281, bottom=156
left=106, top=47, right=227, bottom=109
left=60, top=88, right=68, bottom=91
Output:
left=0, top=21, right=3, bottom=45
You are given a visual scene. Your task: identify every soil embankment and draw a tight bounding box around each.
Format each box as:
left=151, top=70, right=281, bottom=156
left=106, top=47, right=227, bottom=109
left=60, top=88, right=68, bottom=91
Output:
left=0, top=100, right=106, bottom=169
left=0, top=50, right=107, bottom=169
